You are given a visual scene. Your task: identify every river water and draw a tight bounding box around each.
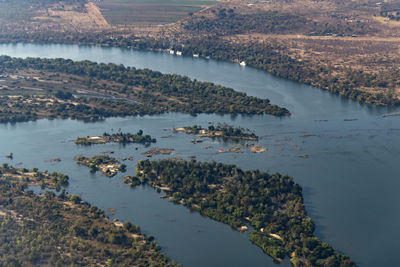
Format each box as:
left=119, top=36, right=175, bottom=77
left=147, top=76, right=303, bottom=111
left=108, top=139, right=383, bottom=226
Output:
left=0, top=43, right=399, bottom=267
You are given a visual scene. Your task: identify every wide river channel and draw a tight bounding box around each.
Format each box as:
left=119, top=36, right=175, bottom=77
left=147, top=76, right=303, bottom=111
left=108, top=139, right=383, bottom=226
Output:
left=0, top=43, right=399, bottom=267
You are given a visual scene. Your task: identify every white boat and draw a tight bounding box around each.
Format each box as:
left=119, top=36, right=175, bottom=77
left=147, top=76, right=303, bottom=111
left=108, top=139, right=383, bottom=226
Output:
left=193, top=54, right=199, bottom=58
left=176, top=51, right=182, bottom=56
left=169, top=50, right=175, bottom=55
left=240, top=61, right=246, bottom=67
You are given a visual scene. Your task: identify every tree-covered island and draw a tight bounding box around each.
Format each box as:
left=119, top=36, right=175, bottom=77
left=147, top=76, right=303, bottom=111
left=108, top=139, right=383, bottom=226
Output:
left=129, top=159, right=355, bottom=266
left=0, top=56, right=289, bottom=124
left=0, top=164, right=180, bottom=266
left=75, top=130, right=156, bottom=145
left=74, top=155, right=126, bottom=177
left=173, top=123, right=258, bottom=141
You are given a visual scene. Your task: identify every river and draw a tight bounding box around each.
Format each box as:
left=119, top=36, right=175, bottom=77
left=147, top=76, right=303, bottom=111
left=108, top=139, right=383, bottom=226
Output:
left=0, top=43, right=399, bottom=267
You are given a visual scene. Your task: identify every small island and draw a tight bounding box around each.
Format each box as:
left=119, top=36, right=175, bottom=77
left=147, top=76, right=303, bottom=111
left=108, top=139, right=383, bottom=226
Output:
left=250, top=144, right=268, bottom=153
left=216, top=147, right=243, bottom=153
left=132, top=159, right=355, bottom=266
left=141, top=148, right=174, bottom=157
left=75, top=130, right=156, bottom=145
left=0, top=165, right=180, bottom=266
left=74, top=155, right=126, bottom=177
left=172, top=123, right=258, bottom=141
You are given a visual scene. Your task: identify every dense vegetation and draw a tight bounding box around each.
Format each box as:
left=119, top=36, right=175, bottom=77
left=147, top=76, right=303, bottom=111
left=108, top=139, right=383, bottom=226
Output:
left=74, top=155, right=126, bottom=177
left=133, top=159, right=355, bottom=266
left=184, top=11, right=309, bottom=35
left=175, top=123, right=258, bottom=141
left=184, top=10, right=372, bottom=37
left=75, top=130, right=156, bottom=145
left=0, top=56, right=289, bottom=120
left=0, top=166, right=180, bottom=266
left=0, top=95, right=157, bottom=124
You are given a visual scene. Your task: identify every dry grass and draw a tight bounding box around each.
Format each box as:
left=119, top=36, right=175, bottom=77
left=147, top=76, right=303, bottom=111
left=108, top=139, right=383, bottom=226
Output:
left=33, top=2, right=109, bottom=29
left=86, top=2, right=109, bottom=26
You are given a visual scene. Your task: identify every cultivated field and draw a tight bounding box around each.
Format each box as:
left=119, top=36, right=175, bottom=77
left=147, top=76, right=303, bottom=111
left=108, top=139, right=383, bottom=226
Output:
left=97, top=0, right=218, bottom=25
left=0, top=0, right=41, bottom=21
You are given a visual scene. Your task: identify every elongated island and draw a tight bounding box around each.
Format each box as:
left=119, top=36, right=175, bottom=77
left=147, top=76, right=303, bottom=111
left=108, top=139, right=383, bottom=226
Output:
left=128, top=159, right=355, bottom=266
left=0, top=56, right=289, bottom=124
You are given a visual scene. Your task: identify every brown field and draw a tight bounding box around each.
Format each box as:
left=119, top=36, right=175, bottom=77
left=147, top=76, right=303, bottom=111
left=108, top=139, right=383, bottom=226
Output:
left=32, top=2, right=109, bottom=29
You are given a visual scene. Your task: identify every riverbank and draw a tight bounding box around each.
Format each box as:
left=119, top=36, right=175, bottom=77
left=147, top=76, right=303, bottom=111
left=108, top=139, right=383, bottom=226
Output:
left=0, top=28, right=398, bottom=107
